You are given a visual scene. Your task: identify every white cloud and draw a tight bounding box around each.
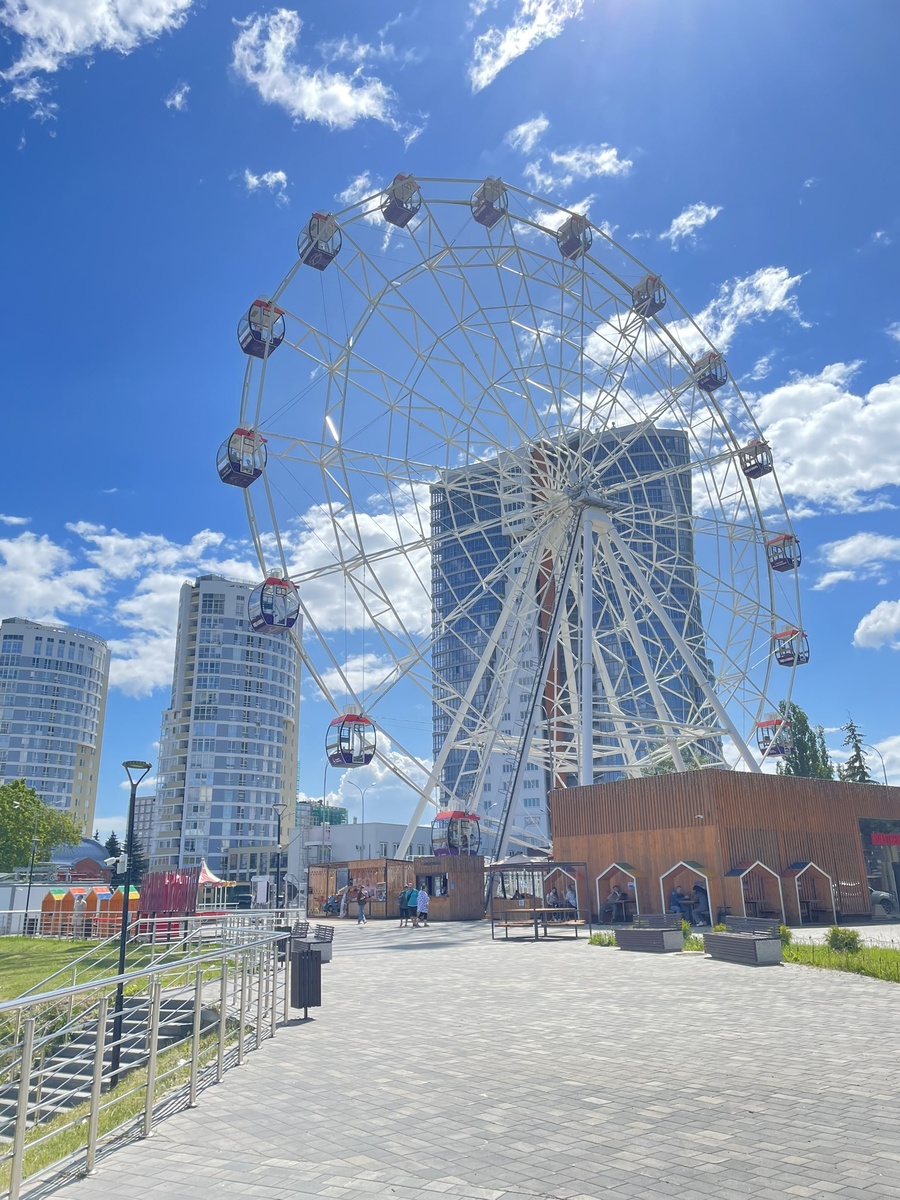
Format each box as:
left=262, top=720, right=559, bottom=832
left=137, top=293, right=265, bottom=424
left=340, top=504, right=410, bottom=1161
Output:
left=754, top=363, right=900, bottom=513
left=231, top=8, right=400, bottom=132
left=524, top=143, right=632, bottom=192
left=874, top=735, right=900, bottom=785
left=1, top=0, right=193, bottom=113
left=243, top=168, right=289, bottom=204
left=336, top=170, right=385, bottom=226
left=505, top=113, right=549, bottom=154
left=748, top=354, right=773, bottom=381
left=853, top=599, right=900, bottom=650
left=318, top=652, right=399, bottom=699
left=660, top=202, right=723, bottom=247
left=872, top=230, right=892, bottom=246
left=469, top=0, right=584, bottom=92
left=164, top=81, right=190, bottom=111
left=670, top=266, right=807, bottom=358
left=803, top=177, right=818, bottom=189
left=0, top=514, right=29, bottom=526
left=887, top=323, right=900, bottom=344
left=813, top=532, right=900, bottom=590
left=318, top=34, right=421, bottom=68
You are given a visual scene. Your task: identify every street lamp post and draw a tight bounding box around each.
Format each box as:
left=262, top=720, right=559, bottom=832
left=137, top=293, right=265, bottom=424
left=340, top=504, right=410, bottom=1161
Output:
left=272, top=801, right=287, bottom=911
left=862, top=744, right=890, bottom=786
left=344, top=781, right=370, bottom=858
left=110, top=759, right=152, bottom=1087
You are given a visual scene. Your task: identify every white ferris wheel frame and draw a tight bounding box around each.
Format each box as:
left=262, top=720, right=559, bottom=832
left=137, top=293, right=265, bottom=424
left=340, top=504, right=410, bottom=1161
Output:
left=231, top=176, right=804, bottom=860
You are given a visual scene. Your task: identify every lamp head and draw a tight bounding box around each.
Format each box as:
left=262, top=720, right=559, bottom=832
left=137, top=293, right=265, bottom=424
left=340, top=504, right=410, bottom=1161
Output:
left=123, top=760, right=153, bottom=787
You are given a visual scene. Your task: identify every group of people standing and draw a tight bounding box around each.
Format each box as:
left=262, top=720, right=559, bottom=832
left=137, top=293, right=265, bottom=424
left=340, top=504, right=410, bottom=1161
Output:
left=398, top=884, right=430, bottom=928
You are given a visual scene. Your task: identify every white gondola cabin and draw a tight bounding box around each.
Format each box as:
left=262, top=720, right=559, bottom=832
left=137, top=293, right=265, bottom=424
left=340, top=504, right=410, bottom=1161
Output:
left=298, top=212, right=342, bottom=271
left=765, top=533, right=801, bottom=572
left=248, top=577, right=300, bottom=633
left=631, top=273, right=666, bottom=318
left=755, top=714, right=793, bottom=756
left=694, top=351, right=727, bottom=392
left=325, top=713, right=376, bottom=767
left=739, top=438, right=774, bottom=479
left=238, top=299, right=285, bottom=359
left=557, top=214, right=592, bottom=260
left=470, top=177, right=508, bottom=228
left=431, top=811, right=481, bottom=857
left=217, top=427, right=267, bottom=489
left=773, top=628, right=810, bottom=667
left=381, top=174, right=421, bottom=228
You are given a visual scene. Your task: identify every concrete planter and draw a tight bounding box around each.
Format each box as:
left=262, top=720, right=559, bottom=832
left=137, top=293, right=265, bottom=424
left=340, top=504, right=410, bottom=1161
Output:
left=615, top=927, right=684, bottom=953
left=703, top=932, right=782, bottom=966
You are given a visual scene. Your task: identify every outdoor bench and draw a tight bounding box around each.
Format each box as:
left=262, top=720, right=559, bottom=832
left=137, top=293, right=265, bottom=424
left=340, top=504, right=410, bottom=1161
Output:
left=703, top=916, right=782, bottom=966
left=615, top=913, right=684, bottom=953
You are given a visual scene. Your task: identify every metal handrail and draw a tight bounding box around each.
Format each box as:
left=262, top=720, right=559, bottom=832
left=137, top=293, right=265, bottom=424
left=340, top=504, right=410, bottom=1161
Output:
left=0, top=929, right=291, bottom=1200
left=0, top=931, right=280, bottom=1017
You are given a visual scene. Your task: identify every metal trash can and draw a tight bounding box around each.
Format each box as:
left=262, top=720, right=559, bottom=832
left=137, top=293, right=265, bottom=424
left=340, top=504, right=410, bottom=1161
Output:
left=290, top=944, right=322, bottom=1014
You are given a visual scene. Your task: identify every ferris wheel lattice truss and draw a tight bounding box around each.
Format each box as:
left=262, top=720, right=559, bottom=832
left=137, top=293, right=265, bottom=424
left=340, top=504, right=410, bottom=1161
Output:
left=220, top=174, right=807, bottom=861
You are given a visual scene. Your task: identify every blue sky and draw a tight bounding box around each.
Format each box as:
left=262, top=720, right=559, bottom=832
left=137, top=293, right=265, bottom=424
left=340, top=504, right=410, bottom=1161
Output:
left=2, top=0, right=899, bottom=836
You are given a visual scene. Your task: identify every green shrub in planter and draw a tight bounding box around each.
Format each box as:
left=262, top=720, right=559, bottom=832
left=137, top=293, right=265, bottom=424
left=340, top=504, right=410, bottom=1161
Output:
left=779, top=925, right=793, bottom=946
left=826, top=926, right=861, bottom=953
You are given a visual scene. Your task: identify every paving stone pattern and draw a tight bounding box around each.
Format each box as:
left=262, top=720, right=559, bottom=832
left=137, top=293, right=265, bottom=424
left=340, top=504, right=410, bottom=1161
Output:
left=34, top=921, right=900, bottom=1200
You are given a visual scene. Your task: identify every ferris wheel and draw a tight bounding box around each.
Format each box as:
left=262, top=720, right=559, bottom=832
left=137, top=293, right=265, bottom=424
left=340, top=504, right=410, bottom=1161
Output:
left=219, top=174, right=806, bottom=860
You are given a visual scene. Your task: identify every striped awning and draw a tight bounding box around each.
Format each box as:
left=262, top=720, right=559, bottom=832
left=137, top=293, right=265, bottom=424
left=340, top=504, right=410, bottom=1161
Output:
left=69, top=887, right=88, bottom=895
left=92, top=886, right=113, bottom=898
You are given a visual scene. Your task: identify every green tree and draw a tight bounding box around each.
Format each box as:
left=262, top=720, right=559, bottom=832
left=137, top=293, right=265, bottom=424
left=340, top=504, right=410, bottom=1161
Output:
left=641, top=751, right=715, bottom=775
left=775, top=701, right=834, bottom=779
left=127, top=838, right=149, bottom=887
left=839, top=717, right=873, bottom=783
left=0, top=779, right=81, bottom=872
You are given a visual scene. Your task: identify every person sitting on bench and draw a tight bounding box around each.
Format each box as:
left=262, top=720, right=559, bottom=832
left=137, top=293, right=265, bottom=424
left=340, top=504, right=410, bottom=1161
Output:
left=691, top=883, right=711, bottom=926
left=602, top=883, right=627, bottom=922
left=669, top=885, right=692, bottom=918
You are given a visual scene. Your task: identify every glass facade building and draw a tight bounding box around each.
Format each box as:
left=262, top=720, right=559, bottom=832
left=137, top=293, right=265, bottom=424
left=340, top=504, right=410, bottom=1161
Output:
left=430, top=425, right=713, bottom=850
left=150, top=576, right=301, bottom=874
left=0, top=617, right=109, bottom=832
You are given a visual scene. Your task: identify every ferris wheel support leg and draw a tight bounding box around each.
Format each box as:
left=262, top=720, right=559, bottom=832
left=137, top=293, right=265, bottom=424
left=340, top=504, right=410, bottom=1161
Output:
left=605, top=526, right=761, bottom=774
left=580, top=511, right=594, bottom=786
left=596, top=522, right=688, bottom=772
left=395, top=524, right=558, bottom=861
left=494, top=517, right=581, bottom=863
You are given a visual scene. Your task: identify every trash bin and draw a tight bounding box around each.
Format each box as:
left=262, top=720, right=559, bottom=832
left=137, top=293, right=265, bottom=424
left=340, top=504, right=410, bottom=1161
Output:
left=290, top=944, right=322, bottom=1014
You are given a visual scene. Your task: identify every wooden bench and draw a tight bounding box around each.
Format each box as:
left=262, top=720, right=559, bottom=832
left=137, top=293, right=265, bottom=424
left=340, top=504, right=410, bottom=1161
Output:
left=615, top=913, right=684, bottom=953
left=704, top=916, right=782, bottom=966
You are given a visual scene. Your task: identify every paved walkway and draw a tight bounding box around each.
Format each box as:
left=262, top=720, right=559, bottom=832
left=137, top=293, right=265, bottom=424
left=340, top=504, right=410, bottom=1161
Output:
left=34, top=921, right=900, bottom=1200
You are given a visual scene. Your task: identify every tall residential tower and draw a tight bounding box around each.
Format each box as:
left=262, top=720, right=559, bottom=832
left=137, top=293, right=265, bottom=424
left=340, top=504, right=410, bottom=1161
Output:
left=0, top=617, right=110, bottom=832
left=151, top=576, right=301, bottom=874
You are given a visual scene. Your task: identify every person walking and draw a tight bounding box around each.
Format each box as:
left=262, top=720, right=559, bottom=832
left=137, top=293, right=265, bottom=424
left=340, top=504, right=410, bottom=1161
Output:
left=356, top=884, right=369, bottom=925
left=397, top=886, right=410, bottom=927
left=416, top=885, right=430, bottom=928
left=406, top=884, right=420, bottom=927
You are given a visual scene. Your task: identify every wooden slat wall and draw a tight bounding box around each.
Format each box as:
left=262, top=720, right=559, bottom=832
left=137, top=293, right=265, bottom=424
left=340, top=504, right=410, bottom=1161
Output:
left=551, top=774, right=900, bottom=919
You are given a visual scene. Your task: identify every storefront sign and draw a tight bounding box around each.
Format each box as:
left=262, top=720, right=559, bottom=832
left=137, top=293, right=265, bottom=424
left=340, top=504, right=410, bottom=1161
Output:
left=871, top=832, right=900, bottom=846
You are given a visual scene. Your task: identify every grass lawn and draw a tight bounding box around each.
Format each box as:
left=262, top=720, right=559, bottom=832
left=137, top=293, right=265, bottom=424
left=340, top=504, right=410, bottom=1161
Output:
left=0, top=938, right=96, bottom=1001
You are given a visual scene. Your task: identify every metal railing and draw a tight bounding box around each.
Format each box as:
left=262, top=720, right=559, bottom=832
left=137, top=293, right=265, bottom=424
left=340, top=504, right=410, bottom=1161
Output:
left=0, top=924, right=294, bottom=1199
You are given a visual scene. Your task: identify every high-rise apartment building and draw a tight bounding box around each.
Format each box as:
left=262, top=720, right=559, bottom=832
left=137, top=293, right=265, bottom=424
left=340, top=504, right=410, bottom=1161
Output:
left=151, top=576, right=301, bottom=874
left=431, top=425, right=712, bottom=852
left=0, top=617, right=110, bottom=832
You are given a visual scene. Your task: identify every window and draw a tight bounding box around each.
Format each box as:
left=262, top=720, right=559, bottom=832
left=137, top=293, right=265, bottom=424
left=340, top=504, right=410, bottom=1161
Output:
left=416, top=844, right=426, bottom=856
left=379, top=842, right=388, bottom=857
left=201, top=593, right=225, bottom=615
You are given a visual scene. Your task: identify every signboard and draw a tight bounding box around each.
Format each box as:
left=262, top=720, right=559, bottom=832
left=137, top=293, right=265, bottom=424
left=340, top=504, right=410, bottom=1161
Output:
left=871, top=832, right=900, bottom=846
